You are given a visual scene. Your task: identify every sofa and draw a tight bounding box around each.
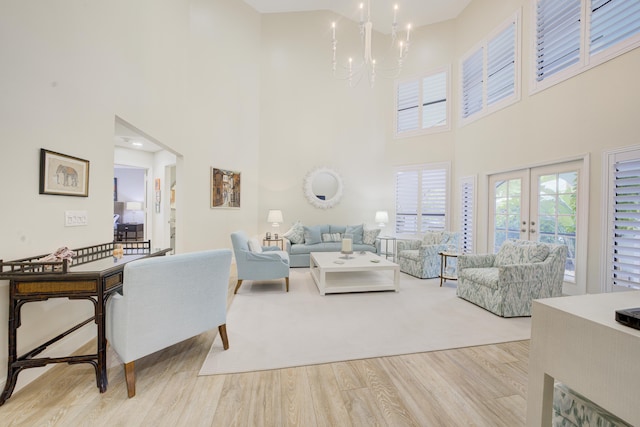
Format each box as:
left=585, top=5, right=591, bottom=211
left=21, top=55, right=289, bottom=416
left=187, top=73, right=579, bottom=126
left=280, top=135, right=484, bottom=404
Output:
left=456, top=239, right=567, bottom=317
left=283, top=222, right=381, bottom=267
left=397, top=231, right=459, bottom=278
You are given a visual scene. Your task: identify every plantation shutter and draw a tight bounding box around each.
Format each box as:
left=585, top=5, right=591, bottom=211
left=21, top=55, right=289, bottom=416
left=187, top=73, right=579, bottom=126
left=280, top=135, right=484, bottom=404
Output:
left=397, top=80, right=420, bottom=133
left=422, top=72, right=447, bottom=129
left=421, top=168, right=447, bottom=231
left=612, top=158, right=640, bottom=290
left=460, top=178, right=475, bottom=254
left=535, top=0, right=581, bottom=82
left=395, top=170, right=419, bottom=234
left=461, top=48, right=484, bottom=118
left=590, top=0, right=640, bottom=56
left=487, top=21, right=516, bottom=106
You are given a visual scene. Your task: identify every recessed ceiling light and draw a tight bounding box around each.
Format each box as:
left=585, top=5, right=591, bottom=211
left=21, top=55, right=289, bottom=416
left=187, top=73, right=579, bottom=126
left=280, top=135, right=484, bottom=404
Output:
left=131, top=141, right=143, bottom=147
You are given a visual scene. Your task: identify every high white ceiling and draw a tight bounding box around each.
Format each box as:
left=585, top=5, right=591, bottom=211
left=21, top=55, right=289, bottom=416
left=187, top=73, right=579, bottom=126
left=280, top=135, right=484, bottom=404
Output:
left=242, top=0, right=471, bottom=32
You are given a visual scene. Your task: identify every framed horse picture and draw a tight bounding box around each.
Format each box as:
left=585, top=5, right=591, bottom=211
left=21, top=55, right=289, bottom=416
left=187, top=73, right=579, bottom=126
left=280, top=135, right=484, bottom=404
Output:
left=39, top=149, right=90, bottom=197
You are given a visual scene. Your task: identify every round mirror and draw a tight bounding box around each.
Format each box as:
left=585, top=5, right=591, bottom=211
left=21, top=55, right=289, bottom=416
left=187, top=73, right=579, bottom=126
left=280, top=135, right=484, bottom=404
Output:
left=303, top=167, right=343, bottom=209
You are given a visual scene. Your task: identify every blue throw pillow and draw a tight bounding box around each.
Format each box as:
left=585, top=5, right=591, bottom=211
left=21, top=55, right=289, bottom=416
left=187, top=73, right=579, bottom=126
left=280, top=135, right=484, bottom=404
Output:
left=345, top=224, right=364, bottom=244
left=303, top=225, right=322, bottom=245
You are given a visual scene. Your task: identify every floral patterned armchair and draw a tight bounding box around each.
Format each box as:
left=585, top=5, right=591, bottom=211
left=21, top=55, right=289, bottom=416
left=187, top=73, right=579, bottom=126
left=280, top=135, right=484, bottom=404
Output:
left=397, top=231, right=459, bottom=279
left=456, top=239, right=567, bottom=317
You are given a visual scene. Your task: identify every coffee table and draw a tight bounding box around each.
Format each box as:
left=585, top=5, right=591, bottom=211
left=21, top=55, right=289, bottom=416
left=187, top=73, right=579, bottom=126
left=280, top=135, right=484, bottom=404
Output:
left=309, top=252, right=400, bottom=295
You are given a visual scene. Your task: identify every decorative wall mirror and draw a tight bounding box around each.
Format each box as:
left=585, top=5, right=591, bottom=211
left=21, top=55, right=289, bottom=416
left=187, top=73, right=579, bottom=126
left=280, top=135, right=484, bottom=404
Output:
left=303, top=167, right=343, bottom=209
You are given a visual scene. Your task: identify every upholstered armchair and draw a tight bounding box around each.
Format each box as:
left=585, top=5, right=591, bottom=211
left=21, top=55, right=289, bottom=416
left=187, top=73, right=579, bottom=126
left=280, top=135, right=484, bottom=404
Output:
left=456, top=239, right=568, bottom=317
left=230, top=230, right=290, bottom=294
left=397, top=231, right=459, bottom=279
left=106, top=249, right=232, bottom=397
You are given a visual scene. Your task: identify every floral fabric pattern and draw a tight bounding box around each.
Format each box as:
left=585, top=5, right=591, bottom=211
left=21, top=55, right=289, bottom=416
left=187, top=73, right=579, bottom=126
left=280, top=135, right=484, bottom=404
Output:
left=397, top=232, right=459, bottom=279
left=553, top=382, right=632, bottom=427
left=283, top=221, right=305, bottom=244
left=456, top=240, right=567, bottom=317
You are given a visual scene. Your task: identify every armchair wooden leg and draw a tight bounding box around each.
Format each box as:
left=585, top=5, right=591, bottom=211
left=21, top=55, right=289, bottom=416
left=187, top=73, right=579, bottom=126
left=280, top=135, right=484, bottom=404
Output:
left=219, top=324, right=229, bottom=350
left=285, top=277, right=289, bottom=292
left=124, top=361, right=136, bottom=398
left=234, top=279, right=243, bottom=294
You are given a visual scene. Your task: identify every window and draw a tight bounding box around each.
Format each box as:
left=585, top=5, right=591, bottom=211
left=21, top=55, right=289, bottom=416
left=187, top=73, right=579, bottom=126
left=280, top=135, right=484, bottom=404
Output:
left=533, top=0, right=640, bottom=92
left=395, top=163, right=449, bottom=235
left=460, top=12, right=520, bottom=125
left=603, top=146, right=640, bottom=292
left=395, top=67, right=450, bottom=137
left=459, top=176, right=476, bottom=254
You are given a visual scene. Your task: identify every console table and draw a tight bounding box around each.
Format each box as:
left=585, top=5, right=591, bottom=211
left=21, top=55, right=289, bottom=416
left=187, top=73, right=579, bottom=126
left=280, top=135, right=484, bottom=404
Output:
left=0, top=241, right=171, bottom=405
left=116, top=223, right=144, bottom=241
left=527, top=291, right=640, bottom=426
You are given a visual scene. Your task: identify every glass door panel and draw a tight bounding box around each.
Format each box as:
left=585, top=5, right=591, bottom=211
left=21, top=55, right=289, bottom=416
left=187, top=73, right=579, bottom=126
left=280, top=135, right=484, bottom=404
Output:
left=489, top=170, right=529, bottom=252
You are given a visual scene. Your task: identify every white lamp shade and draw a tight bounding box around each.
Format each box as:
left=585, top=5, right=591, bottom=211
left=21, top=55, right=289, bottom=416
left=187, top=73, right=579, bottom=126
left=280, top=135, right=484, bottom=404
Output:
left=267, top=210, right=283, bottom=225
left=126, top=201, right=143, bottom=211
left=375, top=211, right=389, bottom=226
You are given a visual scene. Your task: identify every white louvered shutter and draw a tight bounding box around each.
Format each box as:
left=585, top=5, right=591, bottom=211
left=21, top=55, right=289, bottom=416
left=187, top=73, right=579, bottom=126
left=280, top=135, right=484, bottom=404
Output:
left=590, top=0, right=640, bottom=56
left=460, top=177, right=475, bottom=254
left=421, top=168, right=447, bottom=231
left=487, top=21, right=516, bottom=106
left=422, top=72, right=447, bottom=129
left=397, top=81, right=420, bottom=133
left=395, top=170, right=419, bottom=234
left=461, top=48, right=484, bottom=119
left=612, top=158, right=640, bottom=290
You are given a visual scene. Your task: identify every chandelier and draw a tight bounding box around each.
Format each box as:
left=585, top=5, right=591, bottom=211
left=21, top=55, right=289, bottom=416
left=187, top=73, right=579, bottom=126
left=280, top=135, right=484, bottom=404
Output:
left=331, top=1, right=412, bottom=87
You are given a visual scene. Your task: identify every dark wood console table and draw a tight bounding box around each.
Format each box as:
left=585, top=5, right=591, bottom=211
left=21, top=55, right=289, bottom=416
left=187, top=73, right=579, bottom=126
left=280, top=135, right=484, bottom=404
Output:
left=0, top=241, right=170, bottom=405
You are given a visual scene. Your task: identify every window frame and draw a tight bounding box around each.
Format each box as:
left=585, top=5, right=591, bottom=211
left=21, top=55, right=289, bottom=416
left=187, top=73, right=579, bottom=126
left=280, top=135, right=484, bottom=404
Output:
left=394, top=162, right=451, bottom=237
left=459, top=11, right=522, bottom=127
left=394, top=65, right=451, bottom=139
left=531, top=0, right=640, bottom=94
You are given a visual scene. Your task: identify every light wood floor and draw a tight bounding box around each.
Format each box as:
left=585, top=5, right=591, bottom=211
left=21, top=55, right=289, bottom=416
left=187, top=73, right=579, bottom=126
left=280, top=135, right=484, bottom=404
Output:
left=0, top=276, right=531, bottom=427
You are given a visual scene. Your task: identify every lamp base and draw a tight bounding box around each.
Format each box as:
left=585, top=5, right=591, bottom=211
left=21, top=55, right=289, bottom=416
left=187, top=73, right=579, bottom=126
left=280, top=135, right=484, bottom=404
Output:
left=340, top=251, right=353, bottom=259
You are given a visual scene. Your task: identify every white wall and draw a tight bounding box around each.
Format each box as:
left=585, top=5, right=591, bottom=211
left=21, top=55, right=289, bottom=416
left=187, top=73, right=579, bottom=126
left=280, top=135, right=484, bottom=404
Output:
left=0, top=0, right=260, bottom=391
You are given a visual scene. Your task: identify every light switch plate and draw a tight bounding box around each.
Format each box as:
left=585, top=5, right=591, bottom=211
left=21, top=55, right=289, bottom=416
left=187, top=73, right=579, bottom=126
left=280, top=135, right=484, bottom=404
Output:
left=65, top=210, right=88, bottom=227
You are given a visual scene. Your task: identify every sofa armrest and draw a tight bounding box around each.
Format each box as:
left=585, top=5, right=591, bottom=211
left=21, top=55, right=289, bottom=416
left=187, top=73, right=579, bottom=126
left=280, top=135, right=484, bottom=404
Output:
left=246, top=251, right=289, bottom=263
left=418, top=244, right=447, bottom=257
left=262, top=246, right=280, bottom=252
left=458, top=254, right=496, bottom=269
left=397, top=239, right=422, bottom=251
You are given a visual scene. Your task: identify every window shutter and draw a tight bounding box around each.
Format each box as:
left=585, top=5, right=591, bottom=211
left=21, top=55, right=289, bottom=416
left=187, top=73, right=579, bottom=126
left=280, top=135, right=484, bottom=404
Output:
left=395, top=170, right=419, bottom=234
left=535, top=0, right=582, bottom=82
left=487, top=21, right=516, bottom=106
left=421, top=169, right=447, bottom=231
left=461, top=48, right=484, bottom=119
left=612, top=158, right=640, bottom=290
left=460, top=177, right=475, bottom=254
left=422, top=72, right=447, bottom=128
left=397, top=81, right=420, bottom=133
left=590, top=0, right=640, bottom=56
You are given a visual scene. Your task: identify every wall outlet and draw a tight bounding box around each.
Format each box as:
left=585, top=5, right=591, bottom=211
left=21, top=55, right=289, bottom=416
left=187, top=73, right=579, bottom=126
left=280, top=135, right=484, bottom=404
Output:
left=65, top=210, right=88, bottom=227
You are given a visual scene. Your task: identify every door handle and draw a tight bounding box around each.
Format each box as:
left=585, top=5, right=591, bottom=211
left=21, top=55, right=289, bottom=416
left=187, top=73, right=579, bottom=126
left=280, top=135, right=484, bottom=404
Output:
left=530, top=229, right=536, bottom=233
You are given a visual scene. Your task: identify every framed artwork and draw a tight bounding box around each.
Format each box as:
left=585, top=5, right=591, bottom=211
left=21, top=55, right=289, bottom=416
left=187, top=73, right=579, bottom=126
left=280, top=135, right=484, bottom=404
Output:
left=210, top=167, right=241, bottom=209
left=114, top=178, right=118, bottom=201
left=39, top=149, right=90, bottom=197
left=155, top=178, right=161, bottom=213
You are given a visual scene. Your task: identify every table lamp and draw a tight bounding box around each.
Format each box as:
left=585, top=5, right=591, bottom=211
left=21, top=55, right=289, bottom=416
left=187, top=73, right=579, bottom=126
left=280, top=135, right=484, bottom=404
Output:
left=267, top=209, right=283, bottom=238
left=375, top=211, right=389, bottom=227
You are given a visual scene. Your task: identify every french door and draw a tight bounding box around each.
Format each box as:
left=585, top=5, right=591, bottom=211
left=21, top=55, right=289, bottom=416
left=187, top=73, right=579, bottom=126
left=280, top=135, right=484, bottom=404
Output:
left=489, top=160, right=586, bottom=295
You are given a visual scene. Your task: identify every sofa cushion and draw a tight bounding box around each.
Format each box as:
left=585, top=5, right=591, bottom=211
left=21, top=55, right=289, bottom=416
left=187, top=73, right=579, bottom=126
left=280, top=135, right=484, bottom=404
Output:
left=459, top=267, right=499, bottom=290
left=322, top=232, right=342, bottom=242
left=422, top=231, right=444, bottom=246
left=330, top=225, right=347, bottom=234
left=303, top=225, right=322, bottom=245
left=247, top=238, right=263, bottom=253
left=494, top=240, right=550, bottom=267
left=283, top=221, right=305, bottom=244
left=345, top=224, right=364, bottom=244
left=362, top=226, right=381, bottom=245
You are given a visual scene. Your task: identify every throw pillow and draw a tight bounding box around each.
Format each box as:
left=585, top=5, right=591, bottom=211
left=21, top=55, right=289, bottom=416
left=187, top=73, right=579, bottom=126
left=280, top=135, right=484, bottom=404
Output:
left=247, top=238, right=263, bottom=253
left=283, top=221, right=305, bottom=244
left=345, top=224, right=364, bottom=244
left=494, top=240, right=550, bottom=266
left=362, top=227, right=381, bottom=245
left=303, top=225, right=322, bottom=245
left=422, top=231, right=444, bottom=246
left=322, top=232, right=342, bottom=242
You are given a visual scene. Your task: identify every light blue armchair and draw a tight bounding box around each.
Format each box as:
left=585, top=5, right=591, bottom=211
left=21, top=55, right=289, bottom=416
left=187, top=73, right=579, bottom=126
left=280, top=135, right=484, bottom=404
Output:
left=397, top=231, right=459, bottom=279
left=231, top=230, right=290, bottom=294
left=106, top=249, right=232, bottom=397
left=456, top=239, right=567, bottom=317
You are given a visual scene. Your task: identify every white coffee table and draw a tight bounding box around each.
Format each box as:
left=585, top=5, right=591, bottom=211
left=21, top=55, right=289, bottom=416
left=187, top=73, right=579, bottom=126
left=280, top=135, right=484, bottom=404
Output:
left=309, top=252, right=400, bottom=295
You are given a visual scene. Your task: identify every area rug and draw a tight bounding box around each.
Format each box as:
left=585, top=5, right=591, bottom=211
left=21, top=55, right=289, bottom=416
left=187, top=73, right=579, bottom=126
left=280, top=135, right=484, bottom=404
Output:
left=199, top=269, right=531, bottom=375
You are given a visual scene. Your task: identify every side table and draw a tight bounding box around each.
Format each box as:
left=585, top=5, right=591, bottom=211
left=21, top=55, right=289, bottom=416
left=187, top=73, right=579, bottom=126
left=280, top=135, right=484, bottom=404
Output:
left=439, top=251, right=460, bottom=287
left=263, top=238, right=284, bottom=250
left=377, top=236, right=397, bottom=263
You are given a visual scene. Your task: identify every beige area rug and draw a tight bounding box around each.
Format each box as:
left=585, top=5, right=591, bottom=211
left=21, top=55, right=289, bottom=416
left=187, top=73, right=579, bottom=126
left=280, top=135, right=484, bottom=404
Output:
left=199, top=268, right=531, bottom=375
